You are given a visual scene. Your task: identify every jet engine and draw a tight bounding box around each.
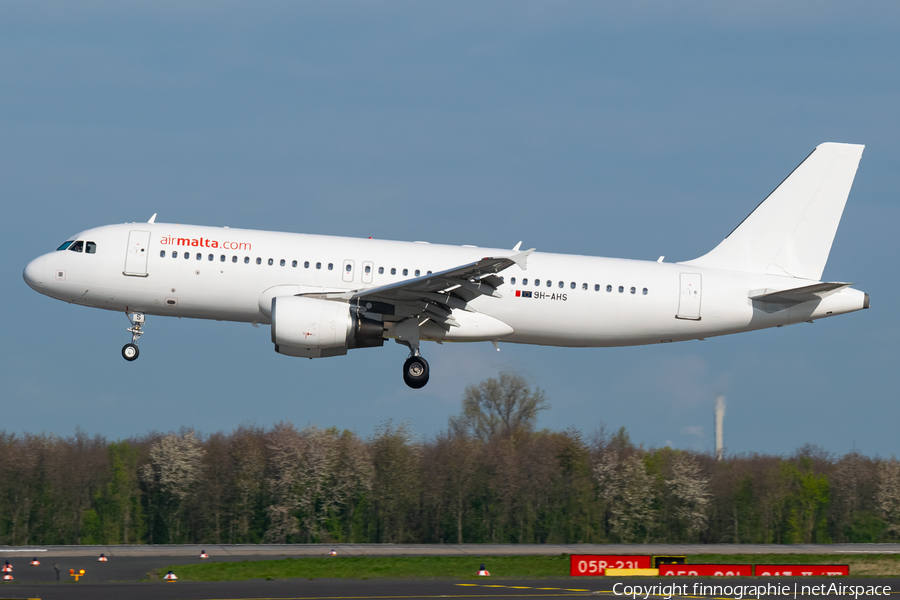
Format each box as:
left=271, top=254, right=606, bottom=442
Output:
left=271, top=296, right=384, bottom=358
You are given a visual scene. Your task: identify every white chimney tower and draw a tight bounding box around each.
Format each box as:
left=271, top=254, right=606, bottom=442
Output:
left=715, top=396, right=726, bottom=461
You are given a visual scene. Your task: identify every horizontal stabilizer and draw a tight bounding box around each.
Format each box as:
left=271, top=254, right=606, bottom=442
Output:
left=750, top=281, right=851, bottom=304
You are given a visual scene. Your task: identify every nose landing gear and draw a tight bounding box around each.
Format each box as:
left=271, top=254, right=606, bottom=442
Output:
left=123, top=312, right=145, bottom=362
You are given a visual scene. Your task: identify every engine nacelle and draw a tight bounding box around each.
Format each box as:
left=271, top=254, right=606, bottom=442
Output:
left=271, top=296, right=384, bottom=356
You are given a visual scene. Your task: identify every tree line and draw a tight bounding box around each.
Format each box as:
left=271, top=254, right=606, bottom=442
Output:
left=1, top=373, right=898, bottom=545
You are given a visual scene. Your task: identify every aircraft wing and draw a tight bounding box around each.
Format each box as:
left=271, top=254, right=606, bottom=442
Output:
left=339, top=247, right=534, bottom=330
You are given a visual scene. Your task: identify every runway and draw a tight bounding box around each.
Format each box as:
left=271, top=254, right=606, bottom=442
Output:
left=3, top=543, right=900, bottom=557
left=0, top=577, right=896, bottom=600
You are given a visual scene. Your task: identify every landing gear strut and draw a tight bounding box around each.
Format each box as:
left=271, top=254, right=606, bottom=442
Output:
left=123, top=312, right=145, bottom=362
left=403, top=354, right=430, bottom=389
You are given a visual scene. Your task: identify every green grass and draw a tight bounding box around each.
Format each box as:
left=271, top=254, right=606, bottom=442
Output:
left=159, top=555, right=568, bottom=581
left=157, top=553, right=900, bottom=582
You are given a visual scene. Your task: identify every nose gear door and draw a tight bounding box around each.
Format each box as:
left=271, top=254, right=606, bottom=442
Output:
left=124, top=230, right=151, bottom=277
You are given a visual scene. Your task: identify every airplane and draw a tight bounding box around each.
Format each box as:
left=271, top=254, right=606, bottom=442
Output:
left=23, top=143, right=869, bottom=389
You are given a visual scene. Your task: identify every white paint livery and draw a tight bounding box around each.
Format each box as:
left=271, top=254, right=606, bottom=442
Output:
left=23, top=143, right=869, bottom=388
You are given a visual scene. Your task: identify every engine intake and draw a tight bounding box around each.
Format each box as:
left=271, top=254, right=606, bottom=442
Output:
left=271, top=296, right=384, bottom=353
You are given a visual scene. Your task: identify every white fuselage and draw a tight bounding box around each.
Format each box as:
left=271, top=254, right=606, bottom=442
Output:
left=23, top=222, right=867, bottom=348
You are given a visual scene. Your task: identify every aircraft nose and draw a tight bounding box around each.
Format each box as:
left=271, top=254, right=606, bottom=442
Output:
left=23, top=255, right=45, bottom=290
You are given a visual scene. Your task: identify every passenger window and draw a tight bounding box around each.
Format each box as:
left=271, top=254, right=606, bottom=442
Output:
left=220, top=255, right=226, bottom=262
left=511, top=277, right=516, bottom=284
left=558, top=281, right=564, bottom=289
left=292, top=260, right=298, bottom=267
left=346, top=264, right=352, bottom=272
left=57, top=241, right=74, bottom=251
left=415, top=270, right=420, bottom=277
left=244, top=257, right=250, bottom=264
left=316, top=262, right=322, bottom=269
left=607, top=285, right=612, bottom=292
left=643, top=288, right=648, bottom=295
left=256, top=258, right=262, bottom=265
left=184, top=252, right=190, bottom=259
left=208, top=254, right=214, bottom=261
left=69, top=241, right=84, bottom=253
left=86, top=242, right=97, bottom=254
left=160, top=250, right=166, bottom=257
left=391, top=268, right=397, bottom=275
left=171, top=251, right=177, bottom=258
left=328, top=263, right=333, bottom=270
left=630, top=287, right=636, bottom=294
left=534, top=279, right=540, bottom=286
left=618, top=286, right=624, bottom=293
left=232, top=256, right=237, bottom=263
left=365, top=265, right=371, bottom=274
left=268, top=258, right=274, bottom=266
left=427, top=270, right=432, bottom=275
left=402, top=268, right=408, bottom=276
left=196, top=253, right=202, bottom=260
left=594, top=284, right=600, bottom=291
left=378, top=267, right=384, bottom=274
left=280, top=259, right=285, bottom=266
left=304, top=261, right=310, bottom=268
left=499, top=276, right=504, bottom=283
left=547, top=280, right=552, bottom=287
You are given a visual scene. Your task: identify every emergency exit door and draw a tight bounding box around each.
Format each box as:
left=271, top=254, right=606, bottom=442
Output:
left=676, top=273, right=702, bottom=320
left=124, top=230, right=151, bottom=277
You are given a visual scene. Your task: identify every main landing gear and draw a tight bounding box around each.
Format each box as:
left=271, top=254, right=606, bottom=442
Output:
left=403, top=354, right=430, bottom=389
left=395, top=318, right=429, bottom=389
left=123, top=312, right=145, bottom=362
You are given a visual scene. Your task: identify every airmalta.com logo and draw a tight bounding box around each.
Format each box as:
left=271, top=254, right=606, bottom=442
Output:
left=158, top=235, right=251, bottom=251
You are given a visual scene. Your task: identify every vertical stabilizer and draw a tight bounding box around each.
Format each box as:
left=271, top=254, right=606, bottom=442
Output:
left=683, top=143, right=864, bottom=280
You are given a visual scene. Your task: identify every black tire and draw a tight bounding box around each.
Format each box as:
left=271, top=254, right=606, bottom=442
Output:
left=122, top=343, right=140, bottom=361
left=402, top=356, right=429, bottom=389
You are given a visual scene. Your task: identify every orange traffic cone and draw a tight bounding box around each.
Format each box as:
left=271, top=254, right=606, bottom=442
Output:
left=1, top=562, right=11, bottom=573
left=2, top=573, right=12, bottom=581
left=199, top=550, right=209, bottom=559
left=478, top=563, right=490, bottom=576
left=98, top=553, right=108, bottom=562
left=329, top=549, right=337, bottom=556
left=164, top=570, right=178, bottom=581
left=30, top=558, right=40, bottom=566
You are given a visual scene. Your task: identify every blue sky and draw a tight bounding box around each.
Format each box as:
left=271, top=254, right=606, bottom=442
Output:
left=3, top=2, right=898, bottom=456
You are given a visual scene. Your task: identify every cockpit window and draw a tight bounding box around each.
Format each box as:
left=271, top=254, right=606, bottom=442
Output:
left=85, top=241, right=97, bottom=254
left=69, top=240, right=84, bottom=253
left=57, top=241, right=74, bottom=251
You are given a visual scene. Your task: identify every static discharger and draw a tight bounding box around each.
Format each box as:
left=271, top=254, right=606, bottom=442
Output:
left=70, top=568, right=85, bottom=581
left=30, top=558, right=40, bottom=566
left=164, top=570, right=178, bottom=581
left=98, top=553, right=108, bottom=562
left=199, top=550, right=209, bottom=559
left=478, top=564, right=490, bottom=576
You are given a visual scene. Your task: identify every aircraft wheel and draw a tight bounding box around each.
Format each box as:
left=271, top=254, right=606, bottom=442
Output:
left=122, top=343, right=140, bottom=361
left=403, top=356, right=429, bottom=389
